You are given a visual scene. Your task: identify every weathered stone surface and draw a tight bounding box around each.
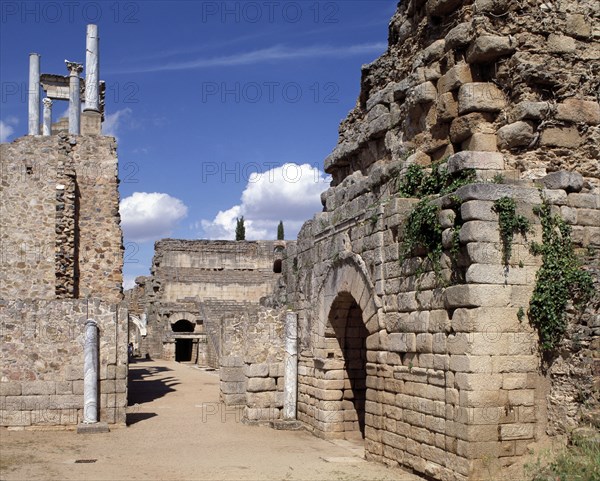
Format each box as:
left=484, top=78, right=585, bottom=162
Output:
left=547, top=34, right=576, bottom=54
left=466, top=36, right=516, bottom=63
left=512, top=101, right=552, bottom=121
left=411, top=81, right=438, bottom=104
left=447, top=151, right=504, bottom=173
left=454, top=183, right=543, bottom=204
left=540, top=127, right=582, bottom=148
left=474, top=0, right=511, bottom=14
left=458, top=83, right=507, bottom=114
left=556, top=99, right=600, bottom=125
left=450, top=113, right=495, bottom=143
left=537, top=171, right=584, bottom=192
left=445, top=22, right=475, bottom=50
left=462, top=133, right=497, bottom=152
left=437, top=64, right=473, bottom=94
left=497, top=121, right=534, bottom=149
left=426, top=0, right=462, bottom=16
left=421, top=40, right=446, bottom=64
left=565, top=14, right=592, bottom=39
left=389, top=333, right=416, bottom=352
left=437, top=92, right=458, bottom=122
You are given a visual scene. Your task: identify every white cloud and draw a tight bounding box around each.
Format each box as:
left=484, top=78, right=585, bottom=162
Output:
left=102, top=108, right=133, bottom=139
left=126, top=42, right=387, bottom=73
left=199, top=163, right=329, bottom=240
left=120, top=192, right=188, bottom=242
left=0, top=116, right=18, bottom=143
left=123, top=275, right=137, bottom=291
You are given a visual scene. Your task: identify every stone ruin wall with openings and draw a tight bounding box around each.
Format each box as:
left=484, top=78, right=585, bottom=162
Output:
left=0, top=134, right=127, bottom=428
left=127, top=239, right=289, bottom=409
left=271, top=1, right=599, bottom=480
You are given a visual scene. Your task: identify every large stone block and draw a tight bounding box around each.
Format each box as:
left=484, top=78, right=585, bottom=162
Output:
left=458, top=83, right=506, bottom=114
left=221, top=367, right=245, bottom=382
left=497, top=121, right=534, bottom=149
left=445, top=22, right=475, bottom=50
left=438, top=64, right=474, bottom=94
left=437, top=92, right=459, bottom=122
left=565, top=14, right=592, bottom=39
left=388, top=333, right=416, bottom=352
left=512, top=101, right=552, bottom=121
left=459, top=221, right=500, bottom=243
left=547, top=34, right=576, bottom=54
left=537, top=171, right=584, bottom=192
left=450, top=112, right=495, bottom=143
left=462, top=133, right=497, bottom=152
left=444, top=284, right=511, bottom=308
left=411, top=81, right=438, bottom=104
left=499, top=423, right=534, bottom=440
left=244, top=363, right=269, bottom=377
left=556, top=99, right=600, bottom=125
left=447, top=151, right=504, bottom=174
left=426, top=0, right=462, bottom=16
left=539, top=127, right=582, bottom=148
left=466, top=36, right=516, bottom=63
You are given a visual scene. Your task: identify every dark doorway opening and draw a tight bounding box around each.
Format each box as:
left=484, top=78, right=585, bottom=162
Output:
left=328, top=292, right=369, bottom=439
left=175, top=339, right=193, bottom=362
left=172, top=319, right=195, bottom=333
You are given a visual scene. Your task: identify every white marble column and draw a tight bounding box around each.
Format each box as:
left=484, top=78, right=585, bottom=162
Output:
left=42, top=98, right=52, bottom=136
left=84, top=24, right=100, bottom=112
left=83, top=319, right=99, bottom=424
left=66, top=61, right=83, bottom=135
left=28, top=53, right=40, bottom=136
left=283, top=311, right=298, bottom=420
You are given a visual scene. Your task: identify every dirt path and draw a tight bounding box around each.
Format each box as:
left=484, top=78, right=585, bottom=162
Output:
left=1, top=359, right=424, bottom=481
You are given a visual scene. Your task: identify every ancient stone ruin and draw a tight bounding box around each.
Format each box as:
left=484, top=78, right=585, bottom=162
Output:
left=1, top=2, right=599, bottom=480
left=132, top=0, right=595, bottom=479
left=126, top=239, right=287, bottom=371
left=1, top=25, right=127, bottom=428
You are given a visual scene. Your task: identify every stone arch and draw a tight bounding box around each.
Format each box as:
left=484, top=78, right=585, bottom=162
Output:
left=314, top=253, right=380, bottom=347
left=302, top=253, right=380, bottom=441
left=171, top=319, right=195, bottom=333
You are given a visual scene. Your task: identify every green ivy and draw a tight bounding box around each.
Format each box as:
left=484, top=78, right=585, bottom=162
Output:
left=492, top=197, right=531, bottom=267
left=400, top=198, right=444, bottom=281
left=397, top=164, right=424, bottom=197
left=528, top=199, right=594, bottom=351
left=396, top=161, right=476, bottom=199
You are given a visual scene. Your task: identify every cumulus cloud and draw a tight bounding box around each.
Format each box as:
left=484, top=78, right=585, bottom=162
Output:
left=123, top=275, right=137, bottom=291
left=102, top=108, right=133, bottom=139
left=0, top=116, right=18, bottom=143
left=120, top=192, right=188, bottom=242
left=199, top=163, right=329, bottom=240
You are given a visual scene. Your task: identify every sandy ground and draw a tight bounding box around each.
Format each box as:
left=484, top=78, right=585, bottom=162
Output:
left=0, top=359, right=424, bottom=481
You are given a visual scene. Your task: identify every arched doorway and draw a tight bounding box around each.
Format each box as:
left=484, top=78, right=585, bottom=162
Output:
left=172, top=319, right=194, bottom=362
left=325, top=292, right=369, bottom=439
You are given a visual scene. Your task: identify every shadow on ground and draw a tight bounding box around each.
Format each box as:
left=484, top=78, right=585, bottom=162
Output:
left=128, top=359, right=179, bottom=406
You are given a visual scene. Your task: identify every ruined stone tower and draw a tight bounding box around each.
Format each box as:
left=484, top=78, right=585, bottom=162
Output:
left=0, top=25, right=127, bottom=428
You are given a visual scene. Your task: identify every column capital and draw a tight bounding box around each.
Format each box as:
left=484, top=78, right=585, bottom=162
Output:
left=65, top=60, right=83, bottom=75
left=43, top=97, right=53, bottom=107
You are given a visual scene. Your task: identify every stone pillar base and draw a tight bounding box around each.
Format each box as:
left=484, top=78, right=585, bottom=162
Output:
left=81, top=111, right=102, bottom=135
left=269, top=420, right=303, bottom=431
left=77, top=422, right=110, bottom=434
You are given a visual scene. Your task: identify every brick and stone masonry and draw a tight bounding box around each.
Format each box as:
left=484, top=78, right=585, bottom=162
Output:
left=1, top=133, right=126, bottom=428
left=231, top=1, right=600, bottom=480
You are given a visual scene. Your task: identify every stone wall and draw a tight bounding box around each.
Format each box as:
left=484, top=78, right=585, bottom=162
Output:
left=1, top=134, right=123, bottom=303
left=0, top=133, right=126, bottom=428
left=219, top=307, right=286, bottom=422
left=127, top=240, right=288, bottom=366
left=274, top=0, right=599, bottom=480
left=0, top=299, right=128, bottom=427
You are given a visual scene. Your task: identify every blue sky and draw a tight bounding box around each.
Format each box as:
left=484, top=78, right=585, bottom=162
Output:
left=0, top=0, right=396, bottom=288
